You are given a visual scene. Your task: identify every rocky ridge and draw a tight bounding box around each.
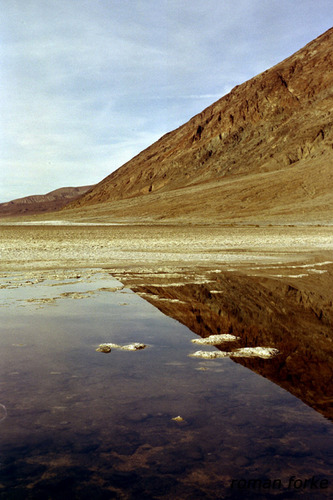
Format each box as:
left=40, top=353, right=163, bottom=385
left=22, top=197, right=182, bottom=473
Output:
left=64, top=28, right=333, bottom=224
left=0, top=186, right=93, bottom=217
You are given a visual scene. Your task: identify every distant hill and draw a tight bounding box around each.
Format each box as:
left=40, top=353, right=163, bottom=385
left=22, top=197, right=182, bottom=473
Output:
left=64, top=28, right=333, bottom=224
left=0, top=186, right=94, bottom=217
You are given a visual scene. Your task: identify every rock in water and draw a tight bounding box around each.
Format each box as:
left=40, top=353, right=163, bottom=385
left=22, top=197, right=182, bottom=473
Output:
left=96, top=345, right=112, bottom=353
left=172, top=416, right=185, bottom=422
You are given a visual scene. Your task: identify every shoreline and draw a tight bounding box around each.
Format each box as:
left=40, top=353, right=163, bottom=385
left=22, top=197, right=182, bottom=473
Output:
left=1, top=223, right=332, bottom=420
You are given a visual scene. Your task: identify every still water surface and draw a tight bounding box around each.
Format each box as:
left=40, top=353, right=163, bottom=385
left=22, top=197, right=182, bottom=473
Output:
left=0, top=272, right=332, bottom=498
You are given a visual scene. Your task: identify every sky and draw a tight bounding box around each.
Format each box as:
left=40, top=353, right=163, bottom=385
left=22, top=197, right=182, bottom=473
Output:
left=0, top=0, right=332, bottom=202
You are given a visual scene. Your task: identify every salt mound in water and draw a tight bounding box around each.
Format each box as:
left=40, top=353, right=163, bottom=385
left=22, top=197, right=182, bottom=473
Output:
left=190, top=347, right=279, bottom=360
left=96, top=342, right=146, bottom=352
left=191, top=334, right=239, bottom=345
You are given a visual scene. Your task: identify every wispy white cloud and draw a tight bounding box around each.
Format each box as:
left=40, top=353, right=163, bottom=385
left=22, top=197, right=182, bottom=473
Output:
left=1, top=0, right=332, bottom=201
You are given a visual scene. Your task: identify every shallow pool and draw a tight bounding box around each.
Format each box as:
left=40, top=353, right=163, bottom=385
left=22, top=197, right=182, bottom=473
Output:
left=0, top=271, right=332, bottom=498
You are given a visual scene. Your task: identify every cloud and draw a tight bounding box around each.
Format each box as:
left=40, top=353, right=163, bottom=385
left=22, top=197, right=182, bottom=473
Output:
left=1, top=0, right=332, bottom=201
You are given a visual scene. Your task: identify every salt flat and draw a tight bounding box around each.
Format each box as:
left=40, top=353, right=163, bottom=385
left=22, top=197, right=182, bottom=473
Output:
left=1, top=223, right=332, bottom=274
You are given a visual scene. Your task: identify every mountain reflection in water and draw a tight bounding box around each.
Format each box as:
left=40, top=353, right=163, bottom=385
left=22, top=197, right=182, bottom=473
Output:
left=133, top=267, right=333, bottom=421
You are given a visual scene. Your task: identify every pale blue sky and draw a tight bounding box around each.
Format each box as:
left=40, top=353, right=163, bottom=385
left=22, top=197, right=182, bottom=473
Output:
left=1, top=0, right=332, bottom=201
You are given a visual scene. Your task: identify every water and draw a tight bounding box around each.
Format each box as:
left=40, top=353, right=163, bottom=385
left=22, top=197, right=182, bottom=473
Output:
left=0, top=272, right=332, bottom=498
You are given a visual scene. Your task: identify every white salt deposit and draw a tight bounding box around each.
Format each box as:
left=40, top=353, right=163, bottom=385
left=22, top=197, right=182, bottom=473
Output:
left=97, top=342, right=146, bottom=351
left=191, top=334, right=239, bottom=345
left=190, top=347, right=279, bottom=360
left=189, top=351, right=228, bottom=359
left=231, top=347, right=279, bottom=358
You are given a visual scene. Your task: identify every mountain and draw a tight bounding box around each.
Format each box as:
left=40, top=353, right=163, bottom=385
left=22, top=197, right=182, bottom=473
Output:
left=0, top=186, right=93, bottom=217
left=65, top=28, right=333, bottom=224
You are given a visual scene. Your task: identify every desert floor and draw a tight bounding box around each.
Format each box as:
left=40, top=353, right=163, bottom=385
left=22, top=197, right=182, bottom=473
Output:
left=1, top=223, right=332, bottom=276
left=1, top=222, right=332, bottom=320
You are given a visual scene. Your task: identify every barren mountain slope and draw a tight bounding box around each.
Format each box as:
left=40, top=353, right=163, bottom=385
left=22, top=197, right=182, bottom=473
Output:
left=0, top=186, right=93, bottom=217
left=65, top=28, right=333, bottom=223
